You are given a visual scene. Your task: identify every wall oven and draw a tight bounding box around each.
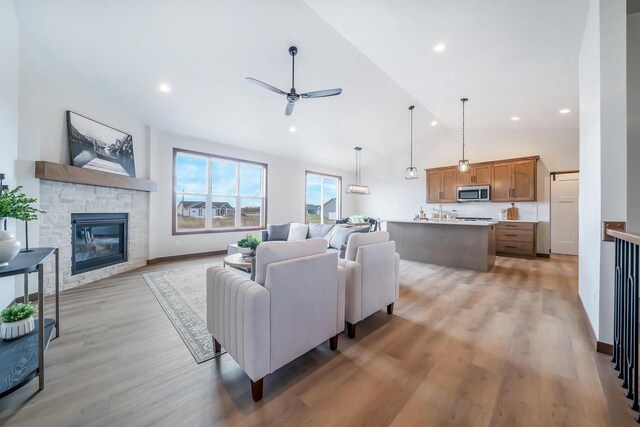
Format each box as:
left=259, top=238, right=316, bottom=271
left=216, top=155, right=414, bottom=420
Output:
left=457, top=185, right=490, bottom=202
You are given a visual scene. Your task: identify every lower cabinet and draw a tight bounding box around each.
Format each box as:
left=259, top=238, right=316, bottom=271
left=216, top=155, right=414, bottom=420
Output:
left=495, top=222, right=537, bottom=258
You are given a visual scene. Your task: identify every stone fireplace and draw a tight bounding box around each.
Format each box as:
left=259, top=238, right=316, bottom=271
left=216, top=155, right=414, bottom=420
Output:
left=38, top=180, right=149, bottom=294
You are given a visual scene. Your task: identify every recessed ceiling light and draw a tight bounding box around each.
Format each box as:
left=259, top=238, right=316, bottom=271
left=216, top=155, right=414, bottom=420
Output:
left=433, top=43, right=447, bottom=53
left=559, top=108, right=571, bottom=114
left=510, top=116, right=520, bottom=121
left=431, top=121, right=438, bottom=126
left=289, top=126, right=296, bottom=133
left=158, top=83, right=171, bottom=93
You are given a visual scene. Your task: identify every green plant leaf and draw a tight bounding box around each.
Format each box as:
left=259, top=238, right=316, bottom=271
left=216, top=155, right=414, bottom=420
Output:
left=1, top=303, right=37, bottom=323
left=0, top=186, right=45, bottom=221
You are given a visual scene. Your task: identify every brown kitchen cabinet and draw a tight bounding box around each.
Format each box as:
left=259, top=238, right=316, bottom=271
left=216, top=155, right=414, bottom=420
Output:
left=512, top=159, right=536, bottom=201
left=492, top=162, right=514, bottom=201
left=491, top=158, right=537, bottom=202
left=426, top=155, right=538, bottom=203
left=496, top=222, right=537, bottom=258
left=457, top=164, right=492, bottom=186
left=426, top=167, right=458, bottom=203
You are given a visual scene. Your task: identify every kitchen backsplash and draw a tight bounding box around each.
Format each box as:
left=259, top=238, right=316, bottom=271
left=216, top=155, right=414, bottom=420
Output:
left=423, top=202, right=538, bottom=221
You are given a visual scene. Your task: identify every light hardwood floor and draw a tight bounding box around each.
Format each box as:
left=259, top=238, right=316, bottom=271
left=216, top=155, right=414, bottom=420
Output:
left=0, top=255, right=630, bottom=426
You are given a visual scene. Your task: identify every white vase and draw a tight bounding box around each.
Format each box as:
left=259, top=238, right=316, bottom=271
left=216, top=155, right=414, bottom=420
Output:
left=0, top=228, right=20, bottom=267
left=0, top=316, right=35, bottom=340
left=237, top=247, right=254, bottom=259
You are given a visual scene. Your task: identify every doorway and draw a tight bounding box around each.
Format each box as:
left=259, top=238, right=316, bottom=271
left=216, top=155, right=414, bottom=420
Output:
left=550, top=172, right=579, bottom=255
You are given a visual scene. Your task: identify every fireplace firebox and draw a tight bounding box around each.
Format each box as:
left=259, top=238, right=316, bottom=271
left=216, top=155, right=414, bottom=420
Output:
left=71, top=213, right=128, bottom=275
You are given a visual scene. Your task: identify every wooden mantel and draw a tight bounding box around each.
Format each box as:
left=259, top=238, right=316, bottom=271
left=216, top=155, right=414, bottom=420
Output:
left=35, top=161, right=157, bottom=192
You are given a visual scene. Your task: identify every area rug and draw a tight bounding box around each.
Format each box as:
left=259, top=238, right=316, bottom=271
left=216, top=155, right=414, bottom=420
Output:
left=143, top=263, right=225, bottom=363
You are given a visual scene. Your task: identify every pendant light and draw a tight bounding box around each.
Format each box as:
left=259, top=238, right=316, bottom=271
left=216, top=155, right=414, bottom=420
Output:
left=458, top=97, right=470, bottom=173
left=405, top=105, right=418, bottom=179
left=346, top=147, right=370, bottom=195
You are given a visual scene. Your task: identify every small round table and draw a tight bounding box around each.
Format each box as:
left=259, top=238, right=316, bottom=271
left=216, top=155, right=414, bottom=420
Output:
left=223, top=253, right=252, bottom=272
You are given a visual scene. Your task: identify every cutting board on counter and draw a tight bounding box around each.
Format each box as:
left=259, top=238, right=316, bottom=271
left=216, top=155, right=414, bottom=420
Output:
left=507, top=203, right=519, bottom=220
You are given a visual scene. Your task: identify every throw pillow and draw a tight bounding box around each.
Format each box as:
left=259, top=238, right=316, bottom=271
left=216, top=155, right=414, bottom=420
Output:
left=329, top=226, right=357, bottom=249
left=267, top=223, right=290, bottom=241
left=308, top=223, right=335, bottom=239
left=287, top=223, right=309, bottom=241
left=323, top=225, right=339, bottom=248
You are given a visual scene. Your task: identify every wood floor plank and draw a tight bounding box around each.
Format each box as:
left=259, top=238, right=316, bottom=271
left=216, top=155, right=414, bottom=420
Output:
left=0, top=254, right=620, bottom=426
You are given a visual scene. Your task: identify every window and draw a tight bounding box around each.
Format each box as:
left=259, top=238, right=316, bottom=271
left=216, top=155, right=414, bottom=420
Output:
left=305, top=171, right=341, bottom=224
left=173, top=149, right=267, bottom=234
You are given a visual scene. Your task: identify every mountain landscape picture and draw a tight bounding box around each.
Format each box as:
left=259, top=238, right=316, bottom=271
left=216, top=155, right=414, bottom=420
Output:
left=67, top=111, right=136, bottom=177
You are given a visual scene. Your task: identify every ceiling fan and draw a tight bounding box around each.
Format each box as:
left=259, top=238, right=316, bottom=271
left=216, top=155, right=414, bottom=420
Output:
left=246, top=46, right=342, bottom=116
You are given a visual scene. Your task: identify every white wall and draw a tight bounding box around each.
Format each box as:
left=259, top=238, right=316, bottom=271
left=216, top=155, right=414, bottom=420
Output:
left=598, top=0, right=627, bottom=344
left=358, top=127, right=577, bottom=254
left=629, top=13, right=640, bottom=230
left=148, top=130, right=356, bottom=259
left=578, top=0, right=627, bottom=343
left=0, top=0, right=20, bottom=308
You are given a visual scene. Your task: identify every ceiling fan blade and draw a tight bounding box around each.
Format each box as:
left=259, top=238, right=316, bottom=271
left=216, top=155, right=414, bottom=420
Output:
left=246, top=77, right=287, bottom=95
left=285, top=101, right=295, bottom=116
left=300, top=88, right=342, bottom=99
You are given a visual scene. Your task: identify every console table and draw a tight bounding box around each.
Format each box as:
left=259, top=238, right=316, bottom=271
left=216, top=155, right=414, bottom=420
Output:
left=0, top=247, right=59, bottom=397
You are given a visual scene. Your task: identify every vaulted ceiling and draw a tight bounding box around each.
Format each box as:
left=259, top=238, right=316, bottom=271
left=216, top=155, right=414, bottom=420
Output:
left=14, top=0, right=589, bottom=169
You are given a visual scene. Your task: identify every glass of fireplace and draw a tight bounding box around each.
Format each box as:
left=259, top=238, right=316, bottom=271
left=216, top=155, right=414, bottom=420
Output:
left=71, top=213, right=128, bottom=275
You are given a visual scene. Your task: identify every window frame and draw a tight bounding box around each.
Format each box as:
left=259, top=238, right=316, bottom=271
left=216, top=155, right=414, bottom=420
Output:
left=172, top=148, right=268, bottom=235
left=304, top=171, right=342, bottom=225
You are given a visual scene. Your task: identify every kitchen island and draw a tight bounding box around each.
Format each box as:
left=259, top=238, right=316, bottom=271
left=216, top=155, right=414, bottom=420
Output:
left=386, top=220, right=497, bottom=272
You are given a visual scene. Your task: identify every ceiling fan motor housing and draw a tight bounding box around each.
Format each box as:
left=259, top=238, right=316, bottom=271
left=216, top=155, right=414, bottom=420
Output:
left=287, top=88, right=299, bottom=102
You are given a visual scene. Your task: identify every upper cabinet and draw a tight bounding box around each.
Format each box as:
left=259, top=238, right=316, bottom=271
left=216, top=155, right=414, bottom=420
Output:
left=426, top=156, right=538, bottom=203
left=491, top=162, right=514, bottom=201
left=427, top=169, right=442, bottom=203
left=512, top=159, right=536, bottom=201
left=427, top=167, right=458, bottom=203
left=491, top=159, right=536, bottom=202
left=442, top=168, right=458, bottom=202
left=457, top=164, right=492, bottom=187
left=473, top=164, right=492, bottom=185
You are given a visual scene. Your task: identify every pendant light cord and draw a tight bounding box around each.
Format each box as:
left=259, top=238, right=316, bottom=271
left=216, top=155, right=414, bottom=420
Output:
left=410, top=106, right=414, bottom=168
left=356, top=149, right=359, bottom=185
left=462, top=99, right=465, bottom=161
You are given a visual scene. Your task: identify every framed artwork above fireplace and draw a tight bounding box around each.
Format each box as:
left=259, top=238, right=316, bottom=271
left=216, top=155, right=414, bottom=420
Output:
left=66, top=111, right=136, bottom=177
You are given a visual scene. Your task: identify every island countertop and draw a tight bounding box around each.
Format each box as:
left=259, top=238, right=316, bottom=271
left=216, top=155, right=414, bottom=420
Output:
left=385, top=219, right=498, bottom=227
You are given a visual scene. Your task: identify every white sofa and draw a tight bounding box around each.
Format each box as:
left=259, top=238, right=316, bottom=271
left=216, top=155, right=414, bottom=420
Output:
left=339, top=231, right=400, bottom=338
left=206, top=238, right=345, bottom=401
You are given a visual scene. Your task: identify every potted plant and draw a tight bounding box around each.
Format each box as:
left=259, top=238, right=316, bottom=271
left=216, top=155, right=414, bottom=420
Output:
left=237, top=234, right=261, bottom=259
left=10, top=187, right=45, bottom=252
left=0, top=185, right=26, bottom=266
left=0, top=303, right=36, bottom=340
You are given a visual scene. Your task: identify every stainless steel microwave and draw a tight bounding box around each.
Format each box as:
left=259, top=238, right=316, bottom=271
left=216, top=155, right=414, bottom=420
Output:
left=457, top=185, right=490, bottom=202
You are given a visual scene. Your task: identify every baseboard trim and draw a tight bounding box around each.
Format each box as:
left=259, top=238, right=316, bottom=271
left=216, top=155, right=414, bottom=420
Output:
left=597, top=341, right=614, bottom=355
left=577, top=293, right=599, bottom=351
left=147, top=250, right=227, bottom=265
left=536, top=253, right=551, bottom=258
left=14, top=293, right=39, bottom=304
left=576, top=293, right=615, bottom=355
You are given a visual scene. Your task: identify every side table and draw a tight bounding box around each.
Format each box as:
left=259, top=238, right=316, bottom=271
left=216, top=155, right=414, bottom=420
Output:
left=0, top=247, right=59, bottom=397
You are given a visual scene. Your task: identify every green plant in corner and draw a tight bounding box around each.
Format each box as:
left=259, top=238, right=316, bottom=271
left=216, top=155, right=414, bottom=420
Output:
left=237, top=234, right=261, bottom=251
left=0, top=186, right=45, bottom=221
left=1, top=303, right=36, bottom=323
left=0, top=186, right=25, bottom=220
left=0, top=186, right=45, bottom=251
